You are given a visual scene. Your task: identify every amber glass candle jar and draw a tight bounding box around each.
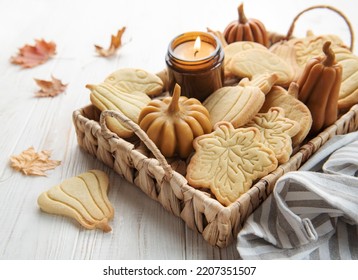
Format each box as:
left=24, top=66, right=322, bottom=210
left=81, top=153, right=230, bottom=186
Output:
left=165, top=31, right=224, bottom=102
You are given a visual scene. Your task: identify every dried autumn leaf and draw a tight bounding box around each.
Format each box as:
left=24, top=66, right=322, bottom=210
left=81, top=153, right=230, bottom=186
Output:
left=10, top=146, right=61, bottom=176
left=95, top=26, right=126, bottom=57
left=11, top=39, right=56, bottom=68
left=34, top=75, right=67, bottom=97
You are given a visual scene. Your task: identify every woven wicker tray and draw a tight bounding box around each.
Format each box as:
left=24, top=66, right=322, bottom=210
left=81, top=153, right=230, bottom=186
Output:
left=72, top=103, right=358, bottom=248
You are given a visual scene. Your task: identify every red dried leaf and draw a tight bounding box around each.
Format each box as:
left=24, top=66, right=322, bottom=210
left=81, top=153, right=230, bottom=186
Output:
left=10, top=147, right=61, bottom=176
left=34, top=75, right=67, bottom=97
left=11, top=39, right=56, bottom=68
left=95, top=27, right=126, bottom=57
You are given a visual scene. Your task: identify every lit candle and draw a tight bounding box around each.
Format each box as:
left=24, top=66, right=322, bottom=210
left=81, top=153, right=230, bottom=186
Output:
left=173, top=36, right=216, bottom=61
left=166, top=31, right=224, bottom=102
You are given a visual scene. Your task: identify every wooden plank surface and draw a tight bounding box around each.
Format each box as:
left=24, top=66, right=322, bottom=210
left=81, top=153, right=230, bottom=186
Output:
left=0, top=0, right=356, bottom=260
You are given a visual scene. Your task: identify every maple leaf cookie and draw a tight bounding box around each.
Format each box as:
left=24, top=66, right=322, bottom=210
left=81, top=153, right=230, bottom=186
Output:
left=245, top=107, right=300, bottom=164
left=186, top=122, right=278, bottom=206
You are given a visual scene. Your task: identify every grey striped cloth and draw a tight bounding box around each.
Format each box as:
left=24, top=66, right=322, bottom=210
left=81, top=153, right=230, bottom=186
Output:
left=237, top=131, right=358, bottom=259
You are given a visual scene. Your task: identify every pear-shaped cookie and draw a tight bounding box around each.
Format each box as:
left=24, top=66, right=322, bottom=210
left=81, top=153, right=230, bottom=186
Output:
left=88, top=82, right=151, bottom=138
left=38, top=170, right=114, bottom=232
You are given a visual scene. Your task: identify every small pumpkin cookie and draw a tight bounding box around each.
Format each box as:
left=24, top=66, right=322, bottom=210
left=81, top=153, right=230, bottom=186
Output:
left=245, top=107, right=300, bottom=164
left=186, top=122, right=278, bottom=206
left=105, top=68, right=164, bottom=96
left=38, top=170, right=114, bottom=232
left=203, top=84, right=265, bottom=128
left=229, top=48, right=294, bottom=87
left=260, top=83, right=312, bottom=147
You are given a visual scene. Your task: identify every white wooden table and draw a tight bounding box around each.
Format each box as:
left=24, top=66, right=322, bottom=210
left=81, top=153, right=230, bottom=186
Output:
left=0, top=0, right=356, bottom=260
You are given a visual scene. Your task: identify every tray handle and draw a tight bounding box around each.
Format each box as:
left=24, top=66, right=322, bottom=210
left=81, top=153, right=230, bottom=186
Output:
left=99, top=110, right=174, bottom=180
left=285, top=5, right=354, bottom=52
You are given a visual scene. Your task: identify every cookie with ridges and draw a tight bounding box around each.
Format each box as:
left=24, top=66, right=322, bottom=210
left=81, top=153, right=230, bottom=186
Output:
left=245, top=107, right=300, bottom=164
left=203, top=84, right=265, bottom=128
left=224, top=41, right=267, bottom=78
left=104, top=68, right=164, bottom=96
left=260, top=83, right=312, bottom=147
left=38, top=170, right=114, bottom=232
left=229, top=48, right=294, bottom=87
left=186, top=122, right=278, bottom=206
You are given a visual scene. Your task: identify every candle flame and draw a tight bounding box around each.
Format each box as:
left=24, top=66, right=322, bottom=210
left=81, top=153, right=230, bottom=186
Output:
left=193, top=36, right=201, bottom=57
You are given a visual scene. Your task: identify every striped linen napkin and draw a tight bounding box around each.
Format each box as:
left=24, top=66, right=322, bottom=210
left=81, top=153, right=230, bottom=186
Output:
left=236, top=131, right=358, bottom=259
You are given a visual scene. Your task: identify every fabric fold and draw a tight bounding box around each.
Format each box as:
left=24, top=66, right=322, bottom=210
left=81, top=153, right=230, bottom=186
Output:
left=237, top=132, right=358, bottom=260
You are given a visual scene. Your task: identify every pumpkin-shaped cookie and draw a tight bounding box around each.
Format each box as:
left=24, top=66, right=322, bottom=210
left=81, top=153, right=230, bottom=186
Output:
left=138, top=84, right=212, bottom=158
left=223, top=3, right=269, bottom=47
left=88, top=82, right=151, bottom=138
left=203, top=83, right=265, bottom=128
left=334, top=47, right=358, bottom=110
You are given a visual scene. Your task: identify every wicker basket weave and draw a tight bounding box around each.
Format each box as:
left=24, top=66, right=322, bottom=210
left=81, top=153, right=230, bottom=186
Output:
left=72, top=103, right=358, bottom=248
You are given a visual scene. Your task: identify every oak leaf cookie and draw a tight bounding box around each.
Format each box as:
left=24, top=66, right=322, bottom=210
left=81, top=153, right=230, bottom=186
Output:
left=223, top=41, right=267, bottom=78
left=186, top=122, right=278, bottom=206
left=229, top=48, right=294, bottom=87
left=245, top=107, right=300, bottom=164
left=104, top=68, right=164, bottom=96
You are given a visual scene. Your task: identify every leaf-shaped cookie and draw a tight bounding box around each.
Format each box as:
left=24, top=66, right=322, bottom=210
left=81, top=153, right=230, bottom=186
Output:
left=223, top=41, right=267, bottom=78
left=245, top=107, right=300, bottom=164
left=104, top=68, right=164, bottom=96
left=260, top=84, right=312, bottom=147
left=38, top=170, right=114, bottom=232
left=270, top=33, right=349, bottom=82
left=186, top=122, right=278, bottom=206
left=229, top=48, right=294, bottom=87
